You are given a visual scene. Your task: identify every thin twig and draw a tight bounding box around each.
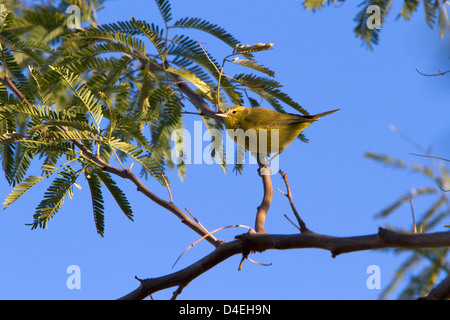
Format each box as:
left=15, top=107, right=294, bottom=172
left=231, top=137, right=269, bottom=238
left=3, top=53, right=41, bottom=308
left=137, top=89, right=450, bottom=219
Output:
left=415, top=68, right=450, bottom=77
left=185, top=207, right=216, bottom=241
left=172, top=224, right=253, bottom=269
left=278, top=170, right=309, bottom=233
left=185, top=208, right=200, bottom=225
left=238, top=252, right=272, bottom=271
left=283, top=214, right=301, bottom=232
left=410, top=153, right=450, bottom=163
left=161, top=175, right=173, bottom=203
left=410, top=197, right=417, bottom=233
left=170, top=283, right=189, bottom=300
left=181, top=111, right=206, bottom=116
left=410, top=153, right=450, bottom=191
left=246, top=257, right=272, bottom=267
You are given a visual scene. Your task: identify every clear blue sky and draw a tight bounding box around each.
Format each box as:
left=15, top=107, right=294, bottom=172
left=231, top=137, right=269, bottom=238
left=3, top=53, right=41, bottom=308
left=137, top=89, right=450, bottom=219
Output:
left=1, top=0, right=449, bottom=299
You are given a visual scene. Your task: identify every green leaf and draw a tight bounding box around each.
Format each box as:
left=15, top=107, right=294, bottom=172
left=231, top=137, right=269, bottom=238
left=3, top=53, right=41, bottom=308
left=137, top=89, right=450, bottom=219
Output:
left=0, top=5, right=16, bottom=32
left=424, top=0, right=439, bottom=28
left=109, top=139, right=167, bottom=186
left=3, top=175, right=44, bottom=209
left=130, top=17, right=166, bottom=60
left=303, top=0, right=327, bottom=11
left=374, top=187, right=437, bottom=218
left=49, top=66, right=103, bottom=130
left=365, top=152, right=405, bottom=168
left=233, top=73, right=307, bottom=115
left=352, top=0, right=389, bottom=50
left=154, top=0, right=172, bottom=24
left=29, top=66, right=53, bottom=105
left=6, top=145, right=33, bottom=187
left=85, top=170, right=105, bottom=237
left=173, top=17, right=241, bottom=48
left=96, top=20, right=141, bottom=35
left=33, top=166, right=81, bottom=229
left=68, top=29, right=146, bottom=56
left=230, top=58, right=275, bottom=77
left=0, top=48, right=33, bottom=101
left=400, top=0, right=420, bottom=21
left=166, top=66, right=216, bottom=101
left=94, top=169, right=133, bottom=221
left=233, top=43, right=273, bottom=55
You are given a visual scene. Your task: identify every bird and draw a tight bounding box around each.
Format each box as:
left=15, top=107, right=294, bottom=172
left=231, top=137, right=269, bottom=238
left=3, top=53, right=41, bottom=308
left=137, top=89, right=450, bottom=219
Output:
left=215, top=105, right=339, bottom=159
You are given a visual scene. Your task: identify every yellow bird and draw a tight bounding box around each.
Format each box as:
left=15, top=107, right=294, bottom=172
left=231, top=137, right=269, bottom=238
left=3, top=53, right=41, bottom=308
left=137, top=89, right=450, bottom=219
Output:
left=216, top=105, right=339, bottom=156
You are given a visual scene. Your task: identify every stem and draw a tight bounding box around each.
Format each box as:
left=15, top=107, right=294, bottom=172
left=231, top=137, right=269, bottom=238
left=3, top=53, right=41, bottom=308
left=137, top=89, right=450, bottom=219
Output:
left=279, top=170, right=309, bottom=233
left=255, top=155, right=274, bottom=233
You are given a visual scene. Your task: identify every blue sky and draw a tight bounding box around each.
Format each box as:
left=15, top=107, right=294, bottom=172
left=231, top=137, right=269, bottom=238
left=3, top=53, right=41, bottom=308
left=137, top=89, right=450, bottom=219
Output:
left=0, top=0, right=449, bottom=299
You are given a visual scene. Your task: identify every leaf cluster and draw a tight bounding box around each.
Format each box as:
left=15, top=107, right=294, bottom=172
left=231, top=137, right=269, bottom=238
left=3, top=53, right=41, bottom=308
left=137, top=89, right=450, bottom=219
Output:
left=366, top=151, right=450, bottom=299
left=302, top=0, right=450, bottom=49
left=0, top=0, right=306, bottom=235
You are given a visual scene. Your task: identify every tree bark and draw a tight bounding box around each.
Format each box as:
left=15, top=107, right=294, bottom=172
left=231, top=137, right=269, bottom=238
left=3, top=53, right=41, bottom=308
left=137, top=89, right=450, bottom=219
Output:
left=119, top=228, right=450, bottom=299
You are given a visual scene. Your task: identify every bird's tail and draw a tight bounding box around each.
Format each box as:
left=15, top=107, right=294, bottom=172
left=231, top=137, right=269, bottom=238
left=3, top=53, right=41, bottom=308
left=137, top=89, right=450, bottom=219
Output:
left=311, top=108, right=340, bottom=120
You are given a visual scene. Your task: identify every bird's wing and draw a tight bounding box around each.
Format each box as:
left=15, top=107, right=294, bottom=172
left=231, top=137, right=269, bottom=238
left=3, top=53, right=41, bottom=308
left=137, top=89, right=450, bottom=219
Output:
left=244, top=108, right=312, bottom=129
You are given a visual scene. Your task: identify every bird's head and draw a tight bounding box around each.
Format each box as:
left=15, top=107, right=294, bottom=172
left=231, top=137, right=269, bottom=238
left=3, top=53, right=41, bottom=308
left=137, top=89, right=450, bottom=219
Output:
left=215, top=105, right=248, bottom=128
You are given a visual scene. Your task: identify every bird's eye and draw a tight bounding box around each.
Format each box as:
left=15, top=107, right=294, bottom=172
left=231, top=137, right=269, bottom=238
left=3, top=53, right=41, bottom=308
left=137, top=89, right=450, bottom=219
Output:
left=231, top=110, right=237, bottom=114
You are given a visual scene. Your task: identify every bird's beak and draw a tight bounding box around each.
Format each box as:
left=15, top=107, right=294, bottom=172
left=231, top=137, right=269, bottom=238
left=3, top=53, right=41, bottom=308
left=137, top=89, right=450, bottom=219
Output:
left=215, top=112, right=228, bottom=118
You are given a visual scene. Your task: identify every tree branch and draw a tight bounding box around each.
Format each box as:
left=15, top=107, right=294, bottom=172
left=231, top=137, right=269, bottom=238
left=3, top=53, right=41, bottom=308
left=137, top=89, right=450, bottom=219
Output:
left=0, top=74, right=221, bottom=247
left=0, top=76, right=31, bottom=105
left=73, top=139, right=221, bottom=246
left=119, top=228, right=450, bottom=299
left=254, top=156, right=274, bottom=233
left=278, top=170, right=309, bottom=233
left=137, top=54, right=225, bottom=122
left=419, top=276, right=450, bottom=300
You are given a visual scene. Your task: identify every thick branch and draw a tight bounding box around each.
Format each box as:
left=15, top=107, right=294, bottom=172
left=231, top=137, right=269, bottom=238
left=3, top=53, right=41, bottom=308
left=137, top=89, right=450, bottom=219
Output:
left=254, top=156, right=274, bottom=233
left=119, top=228, right=450, bottom=299
left=419, top=276, right=450, bottom=300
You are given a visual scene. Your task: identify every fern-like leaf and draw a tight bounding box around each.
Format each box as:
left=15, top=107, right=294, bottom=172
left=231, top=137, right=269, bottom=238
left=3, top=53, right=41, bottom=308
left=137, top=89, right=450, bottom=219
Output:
left=109, top=139, right=167, bottom=185
left=49, top=66, right=103, bottom=130
left=130, top=17, right=166, bottom=60
left=33, top=166, right=81, bottom=229
left=173, top=17, right=241, bottom=48
left=94, top=169, right=133, bottom=221
left=0, top=5, right=16, bottom=31
left=68, top=29, right=146, bottom=56
left=0, top=48, right=33, bottom=101
left=230, top=58, right=275, bottom=77
left=166, top=66, right=216, bottom=101
left=374, top=187, right=437, bottom=218
left=400, top=0, right=420, bottom=21
left=234, top=73, right=307, bottom=115
left=303, top=0, right=332, bottom=11
left=3, top=175, right=44, bottom=209
left=233, top=43, right=273, bottom=55
left=154, top=0, right=172, bottom=24
left=85, top=170, right=105, bottom=237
